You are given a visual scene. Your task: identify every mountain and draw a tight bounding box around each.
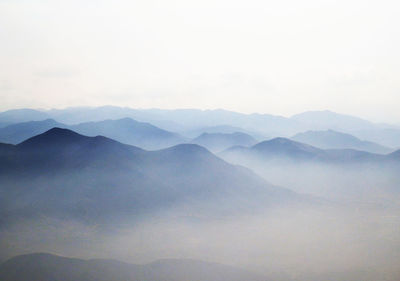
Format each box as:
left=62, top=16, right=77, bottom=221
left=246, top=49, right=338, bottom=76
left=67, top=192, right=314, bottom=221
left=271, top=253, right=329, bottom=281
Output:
left=222, top=137, right=387, bottom=164
left=191, top=132, right=257, bottom=152
left=2, top=107, right=400, bottom=141
left=69, top=118, right=187, bottom=150
left=0, top=107, right=301, bottom=136
left=388, top=149, right=400, bottom=160
left=0, top=119, right=65, bottom=144
left=182, top=125, right=266, bottom=140
left=0, top=253, right=268, bottom=281
left=292, top=129, right=392, bottom=154
left=3, top=106, right=400, bottom=147
left=0, top=109, right=50, bottom=126
left=220, top=138, right=400, bottom=205
left=0, top=128, right=301, bottom=225
left=0, top=118, right=187, bottom=149
left=352, top=128, right=400, bottom=148
left=290, top=110, right=375, bottom=131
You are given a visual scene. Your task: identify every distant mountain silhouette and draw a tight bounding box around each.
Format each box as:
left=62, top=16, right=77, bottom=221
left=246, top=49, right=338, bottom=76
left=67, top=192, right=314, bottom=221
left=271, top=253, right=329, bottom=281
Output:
left=0, top=253, right=268, bottom=281
left=292, top=129, right=392, bottom=154
left=0, top=128, right=301, bottom=225
left=191, top=132, right=257, bottom=152
left=70, top=118, right=187, bottom=150
left=2, top=106, right=399, bottom=147
left=388, top=149, right=400, bottom=160
left=220, top=138, right=400, bottom=205
left=183, top=125, right=266, bottom=140
left=0, top=109, right=50, bottom=126
left=352, top=128, right=400, bottom=148
left=0, top=119, right=65, bottom=144
left=222, top=137, right=389, bottom=164
left=0, top=118, right=187, bottom=149
left=290, top=110, right=375, bottom=131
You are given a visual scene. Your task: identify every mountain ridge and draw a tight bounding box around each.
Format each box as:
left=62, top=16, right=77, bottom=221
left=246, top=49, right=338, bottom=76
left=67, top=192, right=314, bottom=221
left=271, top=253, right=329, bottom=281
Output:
left=0, top=128, right=304, bottom=225
left=0, top=253, right=268, bottom=281
left=292, top=129, right=392, bottom=154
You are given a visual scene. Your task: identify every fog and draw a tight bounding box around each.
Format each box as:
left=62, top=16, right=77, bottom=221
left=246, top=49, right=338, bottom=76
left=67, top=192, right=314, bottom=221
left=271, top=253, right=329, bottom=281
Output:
left=1, top=199, right=400, bottom=281
left=221, top=151, right=400, bottom=206
left=1, top=119, right=400, bottom=281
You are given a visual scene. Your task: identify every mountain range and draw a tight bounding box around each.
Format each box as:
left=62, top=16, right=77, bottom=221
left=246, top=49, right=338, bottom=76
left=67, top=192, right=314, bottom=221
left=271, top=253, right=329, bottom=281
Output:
left=222, top=137, right=399, bottom=164
left=191, top=132, right=257, bottom=152
left=1, top=107, right=399, bottom=147
left=220, top=137, right=400, bottom=204
left=0, top=253, right=268, bottom=281
left=291, top=129, right=392, bottom=154
left=0, top=118, right=186, bottom=150
left=0, top=128, right=301, bottom=225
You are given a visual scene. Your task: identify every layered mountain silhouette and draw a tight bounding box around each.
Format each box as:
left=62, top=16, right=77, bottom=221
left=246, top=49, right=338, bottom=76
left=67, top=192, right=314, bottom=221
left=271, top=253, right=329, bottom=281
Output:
left=0, top=118, right=186, bottom=149
left=292, top=129, right=392, bottom=154
left=0, top=109, right=50, bottom=127
left=191, top=132, right=257, bottom=152
left=0, top=128, right=301, bottom=225
left=221, top=138, right=400, bottom=204
left=70, top=118, right=186, bottom=149
left=1, top=107, right=400, bottom=147
left=221, top=137, right=395, bottom=164
left=290, top=110, right=375, bottom=131
left=0, top=119, right=64, bottom=144
left=0, top=253, right=268, bottom=281
left=183, top=125, right=265, bottom=140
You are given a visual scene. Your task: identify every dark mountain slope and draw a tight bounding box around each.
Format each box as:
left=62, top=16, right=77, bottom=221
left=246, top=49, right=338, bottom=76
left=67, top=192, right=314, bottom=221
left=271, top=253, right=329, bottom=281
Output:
left=0, top=253, right=268, bottom=281
left=0, top=129, right=301, bottom=225
left=0, top=119, right=65, bottom=144
left=0, top=118, right=186, bottom=149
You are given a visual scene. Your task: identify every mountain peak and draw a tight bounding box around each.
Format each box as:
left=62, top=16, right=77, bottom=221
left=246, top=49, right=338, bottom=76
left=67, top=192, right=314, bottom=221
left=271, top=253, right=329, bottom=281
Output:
left=252, top=137, right=323, bottom=158
left=255, top=137, right=308, bottom=148
left=163, top=143, right=210, bottom=154
left=17, top=127, right=88, bottom=148
left=33, top=127, right=82, bottom=140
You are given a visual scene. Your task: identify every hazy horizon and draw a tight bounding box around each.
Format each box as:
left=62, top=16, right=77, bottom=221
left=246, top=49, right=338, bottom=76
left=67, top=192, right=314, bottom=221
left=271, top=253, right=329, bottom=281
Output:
left=1, top=105, right=399, bottom=125
left=1, top=1, right=400, bottom=281
left=2, top=0, right=400, bottom=123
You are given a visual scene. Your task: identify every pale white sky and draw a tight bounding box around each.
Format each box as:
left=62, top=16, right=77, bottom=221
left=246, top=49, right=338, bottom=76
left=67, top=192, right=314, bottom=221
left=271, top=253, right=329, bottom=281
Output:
left=1, top=0, right=400, bottom=122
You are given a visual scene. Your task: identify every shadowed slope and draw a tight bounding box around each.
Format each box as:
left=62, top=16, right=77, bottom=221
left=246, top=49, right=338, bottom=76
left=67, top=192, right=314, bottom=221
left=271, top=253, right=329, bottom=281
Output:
left=0, top=129, right=303, bottom=225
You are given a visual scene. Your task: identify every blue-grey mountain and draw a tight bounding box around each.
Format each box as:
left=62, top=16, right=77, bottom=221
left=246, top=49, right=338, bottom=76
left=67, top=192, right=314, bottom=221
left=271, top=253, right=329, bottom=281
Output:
left=292, top=129, right=392, bottom=154
left=0, top=128, right=301, bottom=226
left=0, top=118, right=186, bottom=149
left=191, top=132, right=257, bottom=152
left=0, top=253, right=268, bottom=281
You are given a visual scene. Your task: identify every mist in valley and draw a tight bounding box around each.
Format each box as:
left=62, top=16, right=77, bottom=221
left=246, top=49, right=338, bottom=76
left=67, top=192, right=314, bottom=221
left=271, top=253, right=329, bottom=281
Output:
left=2, top=0, right=400, bottom=279
left=1, top=201, right=400, bottom=281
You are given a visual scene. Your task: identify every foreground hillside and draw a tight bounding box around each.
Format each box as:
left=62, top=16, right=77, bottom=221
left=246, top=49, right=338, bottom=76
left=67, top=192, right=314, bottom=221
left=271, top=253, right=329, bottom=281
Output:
left=0, top=253, right=267, bottom=281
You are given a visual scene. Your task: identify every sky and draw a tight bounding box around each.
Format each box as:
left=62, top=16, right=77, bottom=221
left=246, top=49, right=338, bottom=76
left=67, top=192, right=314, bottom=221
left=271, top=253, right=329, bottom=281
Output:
left=1, top=0, right=400, bottom=122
